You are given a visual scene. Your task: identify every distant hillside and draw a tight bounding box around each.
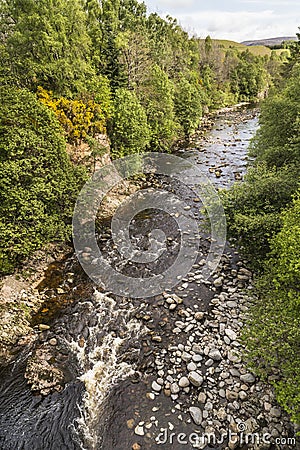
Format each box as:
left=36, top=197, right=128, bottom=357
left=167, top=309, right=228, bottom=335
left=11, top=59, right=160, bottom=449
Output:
left=202, top=39, right=289, bottom=57
left=242, top=37, right=296, bottom=47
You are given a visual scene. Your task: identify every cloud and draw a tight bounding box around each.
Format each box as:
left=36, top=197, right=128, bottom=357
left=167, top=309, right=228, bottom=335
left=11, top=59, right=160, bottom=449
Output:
left=168, top=9, right=300, bottom=41
left=145, top=0, right=300, bottom=41
left=148, top=0, right=199, bottom=9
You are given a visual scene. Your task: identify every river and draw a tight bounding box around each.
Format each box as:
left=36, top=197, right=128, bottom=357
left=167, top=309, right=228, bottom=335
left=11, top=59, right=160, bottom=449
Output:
left=0, top=106, right=296, bottom=450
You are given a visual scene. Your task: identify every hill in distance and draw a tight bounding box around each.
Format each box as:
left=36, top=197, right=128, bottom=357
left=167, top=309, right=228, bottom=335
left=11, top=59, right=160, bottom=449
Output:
left=201, top=39, right=290, bottom=57
left=241, top=36, right=296, bottom=47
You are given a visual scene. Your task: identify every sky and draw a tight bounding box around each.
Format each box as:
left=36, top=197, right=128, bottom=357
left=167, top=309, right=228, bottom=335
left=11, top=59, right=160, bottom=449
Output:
left=144, top=0, right=300, bottom=42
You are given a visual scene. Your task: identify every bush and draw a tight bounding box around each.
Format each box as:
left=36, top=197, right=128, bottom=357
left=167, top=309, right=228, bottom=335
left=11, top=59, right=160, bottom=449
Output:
left=223, top=164, right=298, bottom=266
left=250, top=66, right=300, bottom=168
left=37, top=87, right=108, bottom=144
left=243, top=195, right=300, bottom=425
left=109, top=88, right=151, bottom=157
left=0, top=87, right=86, bottom=274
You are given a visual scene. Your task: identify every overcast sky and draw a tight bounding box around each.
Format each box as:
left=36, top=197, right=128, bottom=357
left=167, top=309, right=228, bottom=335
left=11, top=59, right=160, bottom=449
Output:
left=144, top=0, right=299, bottom=42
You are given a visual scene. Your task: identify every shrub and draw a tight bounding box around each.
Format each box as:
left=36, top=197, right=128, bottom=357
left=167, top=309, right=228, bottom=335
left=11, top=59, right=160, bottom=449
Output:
left=0, top=87, right=86, bottom=274
left=140, top=65, right=179, bottom=151
left=109, top=88, right=151, bottom=157
left=37, top=87, right=108, bottom=144
left=223, top=164, right=298, bottom=266
left=243, top=195, right=300, bottom=425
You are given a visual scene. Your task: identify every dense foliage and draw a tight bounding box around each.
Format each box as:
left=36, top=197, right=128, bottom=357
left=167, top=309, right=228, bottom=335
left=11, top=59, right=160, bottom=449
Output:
left=0, top=0, right=288, bottom=272
left=244, top=196, right=300, bottom=425
left=37, top=87, right=109, bottom=144
left=224, top=34, right=300, bottom=425
left=224, top=43, right=300, bottom=264
left=0, top=0, right=280, bottom=157
left=0, top=87, right=86, bottom=273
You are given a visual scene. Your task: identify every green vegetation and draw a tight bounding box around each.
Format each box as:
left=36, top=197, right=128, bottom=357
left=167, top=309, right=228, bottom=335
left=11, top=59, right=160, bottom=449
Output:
left=244, top=196, right=300, bottom=425
left=224, top=32, right=300, bottom=425
left=109, top=88, right=150, bottom=156
left=0, top=0, right=290, bottom=274
left=208, top=39, right=290, bottom=58
left=0, top=87, right=86, bottom=273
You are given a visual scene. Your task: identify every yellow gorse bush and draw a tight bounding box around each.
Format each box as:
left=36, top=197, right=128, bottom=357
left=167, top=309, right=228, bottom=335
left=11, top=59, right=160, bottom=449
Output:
left=37, top=87, right=106, bottom=143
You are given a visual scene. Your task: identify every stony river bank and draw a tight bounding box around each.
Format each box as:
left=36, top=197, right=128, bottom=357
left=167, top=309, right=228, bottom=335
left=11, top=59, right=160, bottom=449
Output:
left=0, top=105, right=298, bottom=450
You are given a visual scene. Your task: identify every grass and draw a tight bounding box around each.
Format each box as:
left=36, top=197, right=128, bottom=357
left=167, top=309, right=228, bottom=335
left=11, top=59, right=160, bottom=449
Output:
left=200, top=39, right=290, bottom=58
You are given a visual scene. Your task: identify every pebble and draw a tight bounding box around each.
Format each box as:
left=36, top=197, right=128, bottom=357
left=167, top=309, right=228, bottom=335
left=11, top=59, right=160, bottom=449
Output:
left=187, top=362, right=197, bottom=372
left=195, top=312, right=205, bottom=321
left=226, top=389, right=239, bottom=401
left=188, top=371, right=204, bottom=387
left=198, top=392, right=207, bottom=403
left=214, top=278, right=223, bottom=287
left=152, top=381, right=162, bottom=392
left=181, top=352, right=192, bottom=362
left=132, top=444, right=141, bottom=450
left=189, top=407, right=202, bottom=425
left=239, top=391, right=248, bottom=401
left=270, top=407, right=281, bottom=418
left=225, top=329, right=237, bottom=341
left=208, top=348, right=222, bottom=361
left=178, top=377, right=190, bottom=388
left=240, top=373, right=256, bottom=384
left=170, top=383, right=180, bottom=394
left=127, top=419, right=135, bottom=429
left=134, top=425, right=144, bottom=436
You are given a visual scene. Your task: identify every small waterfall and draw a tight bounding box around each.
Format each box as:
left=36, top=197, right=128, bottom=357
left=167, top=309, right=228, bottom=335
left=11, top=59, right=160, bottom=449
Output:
left=67, top=290, right=143, bottom=449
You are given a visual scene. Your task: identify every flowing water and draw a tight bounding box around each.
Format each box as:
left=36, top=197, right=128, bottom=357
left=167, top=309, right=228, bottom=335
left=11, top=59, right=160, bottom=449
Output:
left=0, top=106, right=260, bottom=450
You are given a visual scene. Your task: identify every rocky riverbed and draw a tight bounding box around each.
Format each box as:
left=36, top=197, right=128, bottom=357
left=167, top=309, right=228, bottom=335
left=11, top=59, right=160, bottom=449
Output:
left=0, top=105, right=298, bottom=450
left=118, top=252, right=297, bottom=450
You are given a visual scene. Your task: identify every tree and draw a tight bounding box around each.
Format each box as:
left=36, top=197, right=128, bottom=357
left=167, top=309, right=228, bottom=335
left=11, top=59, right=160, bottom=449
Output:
left=230, top=51, right=268, bottom=101
left=109, top=88, right=151, bottom=157
left=251, top=64, right=300, bottom=168
left=0, top=86, right=86, bottom=273
left=139, top=65, right=178, bottom=151
left=117, top=30, right=151, bottom=90
left=0, top=0, right=93, bottom=95
left=174, top=75, right=203, bottom=138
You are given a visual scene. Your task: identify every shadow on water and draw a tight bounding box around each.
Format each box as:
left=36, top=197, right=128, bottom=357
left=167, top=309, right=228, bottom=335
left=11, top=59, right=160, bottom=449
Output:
left=0, top=352, right=84, bottom=450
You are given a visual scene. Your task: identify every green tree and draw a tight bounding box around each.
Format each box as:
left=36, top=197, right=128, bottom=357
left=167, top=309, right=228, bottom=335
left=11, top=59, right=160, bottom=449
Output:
left=0, top=86, right=86, bottom=273
left=0, top=0, right=93, bottom=95
left=109, top=88, right=151, bottom=157
left=140, top=65, right=178, bottom=151
left=174, top=75, right=203, bottom=137
left=230, top=51, right=268, bottom=101
left=250, top=64, right=300, bottom=168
